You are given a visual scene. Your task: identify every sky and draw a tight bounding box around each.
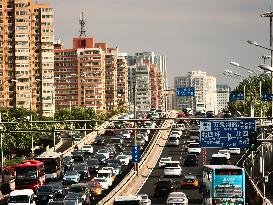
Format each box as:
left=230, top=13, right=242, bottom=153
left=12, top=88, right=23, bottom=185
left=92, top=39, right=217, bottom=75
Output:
left=42, top=0, right=272, bottom=88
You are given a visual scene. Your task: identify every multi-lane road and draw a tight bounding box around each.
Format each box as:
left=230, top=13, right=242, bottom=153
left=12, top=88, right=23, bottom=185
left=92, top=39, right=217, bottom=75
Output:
left=139, top=129, right=244, bottom=205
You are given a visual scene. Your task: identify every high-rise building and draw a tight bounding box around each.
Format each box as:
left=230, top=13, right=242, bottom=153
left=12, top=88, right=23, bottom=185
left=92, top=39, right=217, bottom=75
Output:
left=216, top=84, right=230, bottom=113
left=54, top=38, right=128, bottom=112
left=0, top=0, right=54, bottom=116
left=128, top=52, right=167, bottom=111
left=174, top=70, right=217, bottom=113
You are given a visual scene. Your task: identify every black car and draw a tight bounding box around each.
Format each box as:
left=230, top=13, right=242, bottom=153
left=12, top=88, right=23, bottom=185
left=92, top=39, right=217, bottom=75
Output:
left=66, top=183, right=91, bottom=205
left=63, top=156, right=74, bottom=172
left=71, top=150, right=86, bottom=162
left=95, top=135, right=105, bottom=145
left=86, top=158, right=99, bottom=174
left=107, top=159, right=122, bottom=166
left=154, top=179, right=175, bottom=197
left=47, top=181, right=65, bottom=198
left=36, top=185, right=58, bottom=204
left=73, top=163, right=89, bottom=179
left=94, top=153, right=107, bottom=164
left=206, top=111, right=215, bottom=118
left=184, top=154, right=198, bottom=166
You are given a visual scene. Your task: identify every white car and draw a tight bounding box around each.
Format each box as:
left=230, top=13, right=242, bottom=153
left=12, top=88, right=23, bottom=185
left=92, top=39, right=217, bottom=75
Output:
left=122, top=130, right=131, bottom=139
left=176, top=123, right=185, bottom=131
left=159, top=157, right=172, bottom=168
left=8, top=189, right=36, bottom=205
left=81, top=144, right=93, bottom=154
left=228, top=148, right=240, bottom=155
left=93, top=177, right=110, bottom=190
left=187, top=143, right=201, bottom=154
left=218, top=149, right=231, bottom=159
left=164, top=161, right=182, bottom=176
left=138, top=194, right=152, bottom=205
left=170, top=130, right=182, bottom=137
left=116, top=155, right=130, bottom=165
left=166, top=192, right=188, bottom=205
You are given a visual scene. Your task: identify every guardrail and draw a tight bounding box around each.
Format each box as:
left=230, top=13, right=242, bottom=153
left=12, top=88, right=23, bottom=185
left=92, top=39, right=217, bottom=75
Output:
left=97, top=111, right=174, bottom=204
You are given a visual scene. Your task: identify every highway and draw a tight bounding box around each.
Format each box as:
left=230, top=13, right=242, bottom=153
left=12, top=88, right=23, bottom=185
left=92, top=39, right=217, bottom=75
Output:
left=139, top=127, right=244, bottom=205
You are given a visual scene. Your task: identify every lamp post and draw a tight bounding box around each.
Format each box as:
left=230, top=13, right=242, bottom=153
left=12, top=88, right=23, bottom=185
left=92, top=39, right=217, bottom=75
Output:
left=247, top=40, right=273, bottom=121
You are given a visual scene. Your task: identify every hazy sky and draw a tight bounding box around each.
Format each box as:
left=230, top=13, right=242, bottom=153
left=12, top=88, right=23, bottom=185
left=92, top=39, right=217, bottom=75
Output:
left=42, top=0, right=272, bottom=88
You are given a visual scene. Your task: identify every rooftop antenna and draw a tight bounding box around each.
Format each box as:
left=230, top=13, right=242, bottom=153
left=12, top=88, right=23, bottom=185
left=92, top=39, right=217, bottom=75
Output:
left=79, top=11, right=86, bottom=38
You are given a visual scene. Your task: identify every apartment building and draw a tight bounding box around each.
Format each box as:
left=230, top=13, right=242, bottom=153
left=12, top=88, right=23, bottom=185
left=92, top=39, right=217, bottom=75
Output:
left=128, top=52, right=167, bottom=111
left=0, top=0, right=54, bottom=116
left=174, top=70, right=217, bottom=113
left=217, top=84, right=230, bottom=113
left=54, top=37, right=128, bottom=112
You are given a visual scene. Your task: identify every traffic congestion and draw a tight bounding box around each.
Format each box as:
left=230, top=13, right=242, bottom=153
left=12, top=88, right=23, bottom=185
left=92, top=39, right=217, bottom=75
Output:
left=3, top=110, right=166, bottom=205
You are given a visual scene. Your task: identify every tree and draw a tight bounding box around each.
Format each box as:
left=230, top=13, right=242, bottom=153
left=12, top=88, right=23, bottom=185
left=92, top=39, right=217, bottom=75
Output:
left=228, top=74, right=271, bottom=116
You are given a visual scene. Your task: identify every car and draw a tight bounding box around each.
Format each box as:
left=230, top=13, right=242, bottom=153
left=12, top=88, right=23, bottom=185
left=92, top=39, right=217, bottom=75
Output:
left=176, top=123, right=185, bottom=131
left=36, top=185, right=58, bottom=204
left=87, top=181, right=103, bottom=196
left=47, top=202, right=64, bottom=205
left=47, top=181, right=65, bottom=198
left=183, top=154, right=198, bottom=166
left=122, top=130, right=131, bottom=139
left=159, top=157, right=172, bottom=168
left=180, top=175, right=199, bottom=189
left=137, top=133, right=148, bottom=142
left=170, top=129, right=182, bottom=136
left=206, top=111, right=215, bottom=118
left=223, top=111, right=232, bottom=118
left=81, top=144, right=93, bottom=154
left=73, top=163, right=89, bottom=179
left=86, top=158, right=99, bottom=174
left=210, top=153, right=228, bottom=165
left=93, top=177, right=110, bottom=190
left=195, top=110, right=206, bottom=117
left=63, top=156, right=74, bottom=171
left=228, top=148, right=240, bottom=155
left=102, top=166, right=118, bottom=178
left=187, top=143, right=201, bottom=154
left=97, top=149, right=110, bottom=159
left=138, top=194, right=151, bottom=205
left=189, top=129, right=200, bottom=141
left=136, top=136, right=146, bottom=146
left=121, top=150, right=132, bottom=161
left=218, top=149, right=231, bottom=160
left=105, top=144, right=116, bottom=157
left=63, top=193, right=83, bottom=205
left=97, top=169, right=113, bottom=187
left=107, top=163, right=122, bottom=175
left=167, top=135, right=180, bottom=146
left=164, top=161, right=182, bottom=176
left=94, top=135, right=105, bottom=145
left=72, top=134, right=82, bottom=144
left=63, top=170, right=81, bottom=184
left=71, top=150, right=86, bottom=162
left=166, top=192, right=188, bottom=205
left=154, top=179, right=176, bottom=197
left=66, top=183, right=91, bottom=205
left=94, top=153, right=107, bottom=164
left=177, top=112, right=185, bottom=118
left=115, top=155, right=130, bottom=165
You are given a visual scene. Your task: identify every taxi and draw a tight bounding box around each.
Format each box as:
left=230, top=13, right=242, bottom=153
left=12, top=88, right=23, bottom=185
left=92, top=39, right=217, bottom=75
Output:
left=180, top=175, right=199, bottom=189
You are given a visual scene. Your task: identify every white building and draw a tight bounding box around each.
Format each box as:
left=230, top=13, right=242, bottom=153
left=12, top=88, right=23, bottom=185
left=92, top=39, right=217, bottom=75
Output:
left=174, top=70, right=217, bottom=114
left=216, top=84, right=230, bottom=113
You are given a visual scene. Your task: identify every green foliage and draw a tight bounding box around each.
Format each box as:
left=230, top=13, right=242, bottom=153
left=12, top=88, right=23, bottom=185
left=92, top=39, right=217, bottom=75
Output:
left=228, top=74, right=272, bottom=116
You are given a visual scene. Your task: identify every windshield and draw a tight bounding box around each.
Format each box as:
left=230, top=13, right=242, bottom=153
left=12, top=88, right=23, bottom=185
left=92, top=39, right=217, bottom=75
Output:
left=64, top=200, right=79, bottom=205
left=65, top=171, right=78, bottom=176
left=9, top=195, right=29, bottom=203
left=165, top=163, right=180, bottom=167
left=169, top=137, right=178, bottom=141
left=98, top=173, right=110, bottom=178
left=189, top=144, right=199, bottom=148
left=38, top=186, right=53, bottom=193
left=86, top=160, right=98, bottom=166
left=95, top=178, right=107, bottom=182
left=69, top=186, right=84, bottom=193
left=73, top=164, right=86, bottom=170
left=16, top=167, right=38, bottom=179
left=113, top=201, right=140, bottom=205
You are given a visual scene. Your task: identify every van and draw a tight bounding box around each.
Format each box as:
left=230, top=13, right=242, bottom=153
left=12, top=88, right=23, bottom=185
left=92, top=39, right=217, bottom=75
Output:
left=8, top=189, right=36, bottom=205
left=167, top=135, right=180, bottom=146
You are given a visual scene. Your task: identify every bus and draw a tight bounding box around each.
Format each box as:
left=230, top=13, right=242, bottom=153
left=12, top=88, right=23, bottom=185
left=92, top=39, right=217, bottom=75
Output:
left=15, top=160, right=45, bottom=191
left=202, top=165, right=245, bottom=205
left=35, top=152, right=62, bottom=180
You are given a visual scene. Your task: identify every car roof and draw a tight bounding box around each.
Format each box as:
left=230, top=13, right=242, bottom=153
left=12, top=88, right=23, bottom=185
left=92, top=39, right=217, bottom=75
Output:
left=10, top=189, right=34, bottom=196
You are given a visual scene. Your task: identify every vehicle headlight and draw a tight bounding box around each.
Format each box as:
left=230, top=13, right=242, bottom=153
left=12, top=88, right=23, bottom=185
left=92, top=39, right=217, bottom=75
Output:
left=49, top=194, right=54, bottom=198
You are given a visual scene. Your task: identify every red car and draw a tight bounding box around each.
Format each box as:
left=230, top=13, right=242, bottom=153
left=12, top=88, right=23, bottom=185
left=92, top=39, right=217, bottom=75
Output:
left=177, top=112, right=185, bottom=118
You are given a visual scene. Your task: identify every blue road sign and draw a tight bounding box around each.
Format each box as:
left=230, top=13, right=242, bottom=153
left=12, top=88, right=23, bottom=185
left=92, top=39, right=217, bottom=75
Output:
left=261, top=93, right=273, bottom=101
left=200, top=119, right=256, bottom=148
left=132, top=145, right=140, bottom=163
left=229, top=92, right=244, bottom=101
left=176, top=87, right=195, bottom=97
